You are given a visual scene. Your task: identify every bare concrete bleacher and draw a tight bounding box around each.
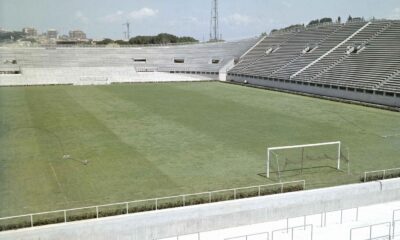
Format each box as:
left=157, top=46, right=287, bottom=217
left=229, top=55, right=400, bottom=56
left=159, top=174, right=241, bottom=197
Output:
left=0, top=38, right=257, bottom=86
left=228, top=20, right=400, bottom=108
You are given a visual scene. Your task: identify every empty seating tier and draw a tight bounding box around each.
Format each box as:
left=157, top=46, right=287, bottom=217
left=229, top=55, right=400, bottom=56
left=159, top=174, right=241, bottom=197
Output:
left=228, top=20, right=400, bottom=107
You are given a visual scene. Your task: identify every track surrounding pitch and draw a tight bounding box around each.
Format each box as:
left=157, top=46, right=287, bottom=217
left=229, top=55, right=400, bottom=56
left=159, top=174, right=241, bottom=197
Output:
left=0, top=82, right=399, bottom=217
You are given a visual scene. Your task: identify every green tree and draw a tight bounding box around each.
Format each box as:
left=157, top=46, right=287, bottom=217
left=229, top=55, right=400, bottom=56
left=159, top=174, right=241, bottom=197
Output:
left=0, top=31, right=25, bottom=42
left=320, top=18, right=332, bottom=24
left=129, top=33, right=198, bottom=45
left=307, top=19, right=320, bottom=26
left=348, top=15, right=353, bottom=22
left=96, top=38, right=114, bottom=45
left=115, top=40, right=128, bottom=45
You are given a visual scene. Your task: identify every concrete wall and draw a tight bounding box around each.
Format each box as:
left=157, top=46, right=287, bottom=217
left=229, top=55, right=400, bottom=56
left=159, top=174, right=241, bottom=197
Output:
left=219, top=59, right=235, bottom=81
left=2, top=179, right=400, bottom=240
left=228, top=76, right=400, bottom=108
left=0, top=68, right=217, bottom=86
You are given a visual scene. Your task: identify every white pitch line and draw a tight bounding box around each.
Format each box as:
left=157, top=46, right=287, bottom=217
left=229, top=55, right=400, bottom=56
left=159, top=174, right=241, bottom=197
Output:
left=382, top=133, right=400, bottom=138
left=49, top=163, right=69, bottom=203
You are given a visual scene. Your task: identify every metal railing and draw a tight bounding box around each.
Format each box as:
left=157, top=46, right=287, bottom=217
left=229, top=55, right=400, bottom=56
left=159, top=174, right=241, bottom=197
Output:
left=223, top=224, right=313, bottom=240
left=321, top=208, right=359, bottom=227
left=392, top=209, right=400, bottom=238
left=0, top=180, right=305, bottom=231
left=225, top=231, right=269, bottom=240
left=167, top=206, right=358, bottom=240
left=271, top=224, right=313, bottom=240
left=363, top=168, right=400, bottom=182
left=156, top=233, right=201, bottom=240
left=350, top=222, right=392, bottom=240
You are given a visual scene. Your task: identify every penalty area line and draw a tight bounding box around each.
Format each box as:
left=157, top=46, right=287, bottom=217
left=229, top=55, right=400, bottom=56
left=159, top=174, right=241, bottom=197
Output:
left=49, top=163, right=69, bottom=204
left=381, top=133, right=400, bottom=138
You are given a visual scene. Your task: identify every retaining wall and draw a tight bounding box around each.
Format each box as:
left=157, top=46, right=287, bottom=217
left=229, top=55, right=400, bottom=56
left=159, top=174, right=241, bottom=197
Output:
left=1, top=179, right=400, bottom=240
left=228, top=76, right=400, bottom=108
left=0, top=68, right=216, bottom=86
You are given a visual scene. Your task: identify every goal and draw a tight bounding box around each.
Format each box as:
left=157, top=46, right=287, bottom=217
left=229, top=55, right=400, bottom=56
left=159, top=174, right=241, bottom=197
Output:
left=266, top=141, right=341, bottom=178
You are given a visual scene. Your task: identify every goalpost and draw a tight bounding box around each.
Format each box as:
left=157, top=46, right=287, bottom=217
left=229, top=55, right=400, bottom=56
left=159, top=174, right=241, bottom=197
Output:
left=266, top=141, right=341, bottom=178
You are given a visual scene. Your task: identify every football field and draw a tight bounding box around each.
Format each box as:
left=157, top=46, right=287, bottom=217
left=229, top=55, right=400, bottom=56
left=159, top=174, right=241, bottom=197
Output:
left=0, top=82, right=399, bottom=217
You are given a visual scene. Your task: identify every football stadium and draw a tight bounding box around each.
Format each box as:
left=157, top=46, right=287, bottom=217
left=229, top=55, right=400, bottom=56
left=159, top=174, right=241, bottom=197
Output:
left=1, top=2, right=400, bottom=240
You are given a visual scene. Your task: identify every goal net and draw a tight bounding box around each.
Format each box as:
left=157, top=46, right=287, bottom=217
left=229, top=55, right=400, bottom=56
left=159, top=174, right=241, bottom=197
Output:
left=266, top=141, right=342, bottom=179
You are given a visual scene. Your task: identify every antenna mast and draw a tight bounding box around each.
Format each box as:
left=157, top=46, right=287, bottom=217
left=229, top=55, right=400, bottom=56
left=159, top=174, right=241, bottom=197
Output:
left=210, top=0, right=219, bottom=42
left=123, top=22, right=130, bottom=40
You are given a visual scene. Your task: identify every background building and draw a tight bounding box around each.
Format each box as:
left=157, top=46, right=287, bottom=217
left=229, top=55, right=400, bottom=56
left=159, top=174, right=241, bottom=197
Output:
left=69, top=30, right=86, bottom=40
left=46, top=29, right=58, bottom=39
left=22, top=27, right=37, bottom=37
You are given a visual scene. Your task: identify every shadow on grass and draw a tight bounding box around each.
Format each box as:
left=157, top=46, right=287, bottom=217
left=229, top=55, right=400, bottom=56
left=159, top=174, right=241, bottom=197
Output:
left=258, top=165, right=339, bottom=179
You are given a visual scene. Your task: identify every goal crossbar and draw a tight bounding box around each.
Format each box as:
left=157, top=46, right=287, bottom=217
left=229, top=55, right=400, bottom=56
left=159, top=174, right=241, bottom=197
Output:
left=267, top=141, right=341, bottom=178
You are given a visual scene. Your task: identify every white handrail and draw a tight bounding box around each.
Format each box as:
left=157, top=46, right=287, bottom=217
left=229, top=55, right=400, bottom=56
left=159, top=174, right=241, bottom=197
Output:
left=363, top=167, right=400, bottom=182
left=0, top=180, right=305, bottom=226
left=239, top=35, right=267, bottom=60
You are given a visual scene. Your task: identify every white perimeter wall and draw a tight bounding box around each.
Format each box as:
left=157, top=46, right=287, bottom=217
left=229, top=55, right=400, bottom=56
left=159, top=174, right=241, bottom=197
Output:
left=0, top=68, right=217, bottom=86
left=229, top=76, right=400, bottom=108
left=1, top=179, right=400, bottom=240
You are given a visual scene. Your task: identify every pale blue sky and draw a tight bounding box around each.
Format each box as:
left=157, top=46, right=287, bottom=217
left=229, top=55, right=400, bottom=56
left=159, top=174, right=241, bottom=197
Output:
left=0, top=0, right=399, bottom=40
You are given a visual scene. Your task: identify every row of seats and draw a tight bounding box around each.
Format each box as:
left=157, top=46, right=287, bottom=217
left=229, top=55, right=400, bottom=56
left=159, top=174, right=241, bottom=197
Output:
left=235, top=23, right=344, bottom=77
left=295, top=21, right=392, bottom=81
left=229, top=20, right=400, bottom=94
left=314, top=22, right=400, bottom=91
left=376, top=70, right=400, bottom=92
left=0, top=67, right=216, bottom=86
left=0, top=39, right=257, bottom=73
left=276, top=22, right=368, bottom=79
left=231, top=31, right=297, bottom=73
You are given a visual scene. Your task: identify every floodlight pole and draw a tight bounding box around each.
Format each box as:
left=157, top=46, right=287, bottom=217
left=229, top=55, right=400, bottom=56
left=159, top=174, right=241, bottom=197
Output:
left=123, top=22, right=130, bottom=40
left=209, top=0, right=219, bottom=41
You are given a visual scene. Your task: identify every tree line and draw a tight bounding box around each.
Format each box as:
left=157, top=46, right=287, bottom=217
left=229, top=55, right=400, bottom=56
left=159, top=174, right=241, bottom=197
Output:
left=266, top=15, right=366, bottom=35
left=0, top=31, right=25, bottom=42
left=96, top=33, right=198, bottom=45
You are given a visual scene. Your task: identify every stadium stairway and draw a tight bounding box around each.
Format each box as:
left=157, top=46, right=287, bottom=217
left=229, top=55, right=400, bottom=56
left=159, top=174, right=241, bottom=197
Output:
left=0, top=38, right=258, bottom=86
left=297, top=21, right=393, bottom=82
left=227, top=20, right=400, bottom=107
left=378, top=69, right=400, bottom=92
left=290, top=21, right=372, bottom=79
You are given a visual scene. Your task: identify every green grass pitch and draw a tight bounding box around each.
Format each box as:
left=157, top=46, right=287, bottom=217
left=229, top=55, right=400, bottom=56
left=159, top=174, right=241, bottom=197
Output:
left=0, top=82, right=399, bottom=217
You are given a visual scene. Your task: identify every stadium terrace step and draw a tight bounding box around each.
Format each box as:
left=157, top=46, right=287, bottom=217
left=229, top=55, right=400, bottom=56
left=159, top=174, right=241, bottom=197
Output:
left=228, top=20, right=400, bottom=103
left=306, top=21, right=394, bottom=82
left=290, top=22, right=372, bottom=79
left=377, top=69, right=400, bottom=92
